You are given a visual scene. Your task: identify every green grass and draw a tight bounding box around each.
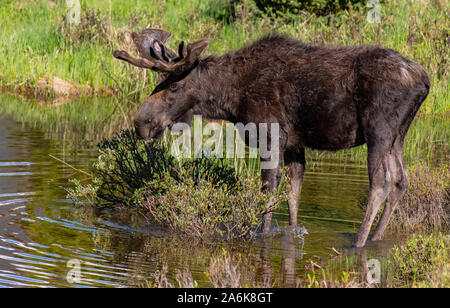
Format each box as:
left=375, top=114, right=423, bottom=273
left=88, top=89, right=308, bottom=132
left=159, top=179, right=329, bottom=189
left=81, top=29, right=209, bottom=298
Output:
left=0, top=0, right=448, bottom=114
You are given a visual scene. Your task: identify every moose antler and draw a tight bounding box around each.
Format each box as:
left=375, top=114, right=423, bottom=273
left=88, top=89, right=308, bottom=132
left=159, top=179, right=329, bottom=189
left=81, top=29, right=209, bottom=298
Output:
left=113, top=34, right=209, bottom=76
left=131, top=28, right=178, bottom=63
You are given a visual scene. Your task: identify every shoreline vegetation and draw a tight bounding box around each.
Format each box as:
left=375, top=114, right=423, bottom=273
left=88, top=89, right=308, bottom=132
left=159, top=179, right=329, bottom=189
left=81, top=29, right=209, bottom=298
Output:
left=0, top=0, right=448, bottom=114
left=1, top=0, right=448, bottom=288
left=140, top=232, right=449, bottom=288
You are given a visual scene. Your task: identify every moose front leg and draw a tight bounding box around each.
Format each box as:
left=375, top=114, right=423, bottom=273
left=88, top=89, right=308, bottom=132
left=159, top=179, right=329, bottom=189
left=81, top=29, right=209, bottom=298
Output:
left=260, top=125, right=287, bottom=233
left=284, top=149, right=306, bottom=226
left=261, top=164, right=282, bottom=233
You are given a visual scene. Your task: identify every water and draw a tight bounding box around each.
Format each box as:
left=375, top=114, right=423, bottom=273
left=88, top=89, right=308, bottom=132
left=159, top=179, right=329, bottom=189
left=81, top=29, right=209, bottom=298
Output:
left=0, top=101, right=446, bottom=288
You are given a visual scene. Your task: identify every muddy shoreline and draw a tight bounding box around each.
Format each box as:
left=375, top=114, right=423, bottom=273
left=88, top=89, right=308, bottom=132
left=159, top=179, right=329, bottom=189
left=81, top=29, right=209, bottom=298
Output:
left=1, top=76, right=116, bottom=105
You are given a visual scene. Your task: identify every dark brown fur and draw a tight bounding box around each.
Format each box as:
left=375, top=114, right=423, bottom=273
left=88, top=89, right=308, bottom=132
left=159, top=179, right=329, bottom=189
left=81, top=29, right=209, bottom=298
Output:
left=117, top=33, right=430, bottom=247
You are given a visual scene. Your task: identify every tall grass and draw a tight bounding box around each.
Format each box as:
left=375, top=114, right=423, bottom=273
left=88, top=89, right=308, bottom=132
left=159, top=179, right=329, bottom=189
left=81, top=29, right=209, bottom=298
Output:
left=0, top=0, right=448, bottom=114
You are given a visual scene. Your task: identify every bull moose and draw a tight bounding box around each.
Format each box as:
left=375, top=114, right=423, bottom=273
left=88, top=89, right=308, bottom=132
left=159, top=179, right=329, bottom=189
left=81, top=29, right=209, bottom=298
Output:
left=113, top=29, right=430, bottom=247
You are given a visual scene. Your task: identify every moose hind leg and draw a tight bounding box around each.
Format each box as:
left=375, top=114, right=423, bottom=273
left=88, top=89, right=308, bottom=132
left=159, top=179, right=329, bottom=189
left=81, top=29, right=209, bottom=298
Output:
left=372, top=144, right=407, bottom=240
left=353, top=146, right=392, bottom=248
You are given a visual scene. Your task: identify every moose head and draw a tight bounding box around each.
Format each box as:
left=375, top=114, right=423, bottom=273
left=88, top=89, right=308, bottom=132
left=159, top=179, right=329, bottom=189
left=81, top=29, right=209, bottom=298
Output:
left=113, top=28, right=209, bottom=140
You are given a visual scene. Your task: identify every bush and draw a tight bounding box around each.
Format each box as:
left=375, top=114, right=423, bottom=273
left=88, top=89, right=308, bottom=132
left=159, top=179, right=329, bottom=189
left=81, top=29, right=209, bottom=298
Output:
left=390, top=233, right=449, bottom=287
left=144, top=173, right=287, bottom=240
left=68, top=129, right=239, bottom=207
left=254, top=0, right=369, bottom=16
left=57, top=8, right=112, bottom=46
left=68, top=129, right=289, bottom=239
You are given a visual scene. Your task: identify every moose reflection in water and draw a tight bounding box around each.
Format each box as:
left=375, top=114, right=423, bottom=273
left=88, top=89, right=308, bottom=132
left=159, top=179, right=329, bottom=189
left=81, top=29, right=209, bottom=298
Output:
left=113, top=28, right=430, bottom=247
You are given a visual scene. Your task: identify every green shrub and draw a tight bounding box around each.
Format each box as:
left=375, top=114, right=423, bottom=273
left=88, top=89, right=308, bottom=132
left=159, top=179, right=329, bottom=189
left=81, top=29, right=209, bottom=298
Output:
left=254, top=0, right=368, bottom=15
left=144, top=173, right=287, bottom=240
left=57, top=8, right=113, bottom=46
left=390, top=233, right=449, bottom=287
left=68, top=129, right=239, bottom=207
left=68, top=129, right=289, bottom=239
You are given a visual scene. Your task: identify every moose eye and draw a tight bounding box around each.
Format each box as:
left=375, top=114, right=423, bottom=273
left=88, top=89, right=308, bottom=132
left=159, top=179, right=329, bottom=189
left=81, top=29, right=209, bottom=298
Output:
left=169, top=82, right=179, bottom=92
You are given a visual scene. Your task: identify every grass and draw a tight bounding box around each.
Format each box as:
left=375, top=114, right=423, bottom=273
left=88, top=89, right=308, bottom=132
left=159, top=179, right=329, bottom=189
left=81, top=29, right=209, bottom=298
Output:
left=0, top=0, right=448, bottom=114
left=388, top=162, right=449, bottom=234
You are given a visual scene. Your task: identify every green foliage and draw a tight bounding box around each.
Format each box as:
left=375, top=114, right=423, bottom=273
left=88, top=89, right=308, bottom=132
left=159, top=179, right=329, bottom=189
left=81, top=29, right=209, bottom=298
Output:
left=145, top=173, right=288, bottom=240
left=68, top=129, right=239, bottom=207
left=201, top=0, right=241, bottom=22
left=254, top=0, right=368, bottom=15
left=390, top=233, right=449, bottom=287
left=0, top=0, right=448, bottom=115
left=68, top=129, right=289, bottom=239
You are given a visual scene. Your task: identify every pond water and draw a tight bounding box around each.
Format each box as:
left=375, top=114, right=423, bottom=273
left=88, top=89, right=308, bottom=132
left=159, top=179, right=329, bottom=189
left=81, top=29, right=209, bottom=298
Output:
left=0, top=97, right=447, bottom=288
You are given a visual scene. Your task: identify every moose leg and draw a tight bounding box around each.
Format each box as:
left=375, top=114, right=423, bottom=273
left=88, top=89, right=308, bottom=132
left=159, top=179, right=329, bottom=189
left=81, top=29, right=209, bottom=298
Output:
left=353, top=144, right=392, bottom=248
left=285, top=149, right=306, bottom=226
left=371, top=142, right=407, bottom=241
left=260, top=125, right=287, bottom=233
left=261, top=165, right=282, bottom=233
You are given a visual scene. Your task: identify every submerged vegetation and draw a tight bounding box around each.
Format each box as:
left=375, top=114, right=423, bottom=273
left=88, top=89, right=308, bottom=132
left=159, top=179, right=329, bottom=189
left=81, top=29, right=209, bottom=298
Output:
left=141, top=232, right=449, bottom=288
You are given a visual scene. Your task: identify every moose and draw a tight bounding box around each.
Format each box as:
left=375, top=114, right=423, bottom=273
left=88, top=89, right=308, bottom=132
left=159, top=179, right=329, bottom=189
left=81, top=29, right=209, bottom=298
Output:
left=113, top=28, right=430, bottom=247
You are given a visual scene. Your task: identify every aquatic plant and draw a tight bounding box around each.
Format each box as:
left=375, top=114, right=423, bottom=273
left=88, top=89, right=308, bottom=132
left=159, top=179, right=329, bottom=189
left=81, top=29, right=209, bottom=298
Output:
left=68, top=129, right=288, bottom=239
